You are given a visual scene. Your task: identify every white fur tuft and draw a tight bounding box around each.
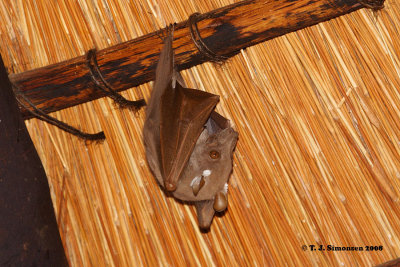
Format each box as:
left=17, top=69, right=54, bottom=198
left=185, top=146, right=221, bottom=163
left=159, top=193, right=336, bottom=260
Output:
left=202, top=169, right=211, bottom=176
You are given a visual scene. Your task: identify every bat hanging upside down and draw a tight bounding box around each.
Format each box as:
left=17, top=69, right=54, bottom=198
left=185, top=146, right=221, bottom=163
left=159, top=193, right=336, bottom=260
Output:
left=143, top=28, right=238, bottom=229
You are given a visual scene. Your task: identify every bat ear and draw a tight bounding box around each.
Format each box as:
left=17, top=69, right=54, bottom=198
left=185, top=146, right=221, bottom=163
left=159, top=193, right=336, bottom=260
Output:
left=213, top=191, right=228, bottom=212
left=218, top=127, right=239, bottom=152
left=198, top=127, right=210, bottom=142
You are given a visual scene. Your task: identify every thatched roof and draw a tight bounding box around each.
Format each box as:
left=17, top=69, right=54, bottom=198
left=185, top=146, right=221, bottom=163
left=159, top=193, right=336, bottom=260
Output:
left=1, top=0, right=399, bottom=265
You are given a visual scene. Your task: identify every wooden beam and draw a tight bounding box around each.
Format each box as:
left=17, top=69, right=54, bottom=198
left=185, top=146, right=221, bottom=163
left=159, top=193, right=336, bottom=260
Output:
left=9, top=0, right=384, bottom=119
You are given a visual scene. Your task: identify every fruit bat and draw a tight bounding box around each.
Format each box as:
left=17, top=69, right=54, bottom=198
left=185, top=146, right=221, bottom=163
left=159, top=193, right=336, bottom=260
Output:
left=143, top=28, right=238, bottom=229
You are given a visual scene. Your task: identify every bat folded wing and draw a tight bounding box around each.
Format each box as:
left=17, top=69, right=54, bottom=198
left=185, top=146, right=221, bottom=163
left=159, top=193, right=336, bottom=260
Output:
left=160, top=82, right=219, bottom=191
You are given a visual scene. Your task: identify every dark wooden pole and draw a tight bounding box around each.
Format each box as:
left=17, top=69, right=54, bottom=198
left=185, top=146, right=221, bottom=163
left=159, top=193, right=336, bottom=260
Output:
left=9, top=0, right=384, bottom=119
left=0, top=55, right=68, bottom=266
left=376, top=257, right=400, bottom=267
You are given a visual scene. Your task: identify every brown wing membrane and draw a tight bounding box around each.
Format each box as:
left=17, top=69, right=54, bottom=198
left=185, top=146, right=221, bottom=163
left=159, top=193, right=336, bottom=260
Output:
left=160, top=82, right=219, bottom=191
left=143, top=29, right=174, bottom=185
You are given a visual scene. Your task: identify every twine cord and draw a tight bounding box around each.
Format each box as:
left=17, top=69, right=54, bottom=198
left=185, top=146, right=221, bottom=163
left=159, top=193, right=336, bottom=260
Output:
left=188, top=12, right=228, bottom=63
left=12, top=84, right=105, bottom=141
left=358, top=0, right=384, bottom=10
left=86, top=49, right=146, bottom=110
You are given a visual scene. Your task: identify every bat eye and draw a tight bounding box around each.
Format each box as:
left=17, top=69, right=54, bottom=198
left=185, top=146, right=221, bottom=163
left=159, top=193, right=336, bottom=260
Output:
left=209, top=150, right=220, bottom=159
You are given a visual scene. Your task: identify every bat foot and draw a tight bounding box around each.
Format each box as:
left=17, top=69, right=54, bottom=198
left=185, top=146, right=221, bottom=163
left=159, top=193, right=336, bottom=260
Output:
left=156, top=23, right=176, bottom=42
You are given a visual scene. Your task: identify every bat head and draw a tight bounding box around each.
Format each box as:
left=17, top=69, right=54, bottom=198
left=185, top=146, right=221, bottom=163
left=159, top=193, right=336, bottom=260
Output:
left=172, top=116, right=238, bottom=228
left=173, top=125, right=238, bottom=201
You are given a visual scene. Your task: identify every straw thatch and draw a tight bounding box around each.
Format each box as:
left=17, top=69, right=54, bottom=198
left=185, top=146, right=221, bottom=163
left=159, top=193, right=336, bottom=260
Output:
left=1, top=0, right=400, bottom=266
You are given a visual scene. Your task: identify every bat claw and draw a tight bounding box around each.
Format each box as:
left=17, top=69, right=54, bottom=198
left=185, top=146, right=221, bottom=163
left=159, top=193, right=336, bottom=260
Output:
left=165, top=181, right=177, bottom=191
